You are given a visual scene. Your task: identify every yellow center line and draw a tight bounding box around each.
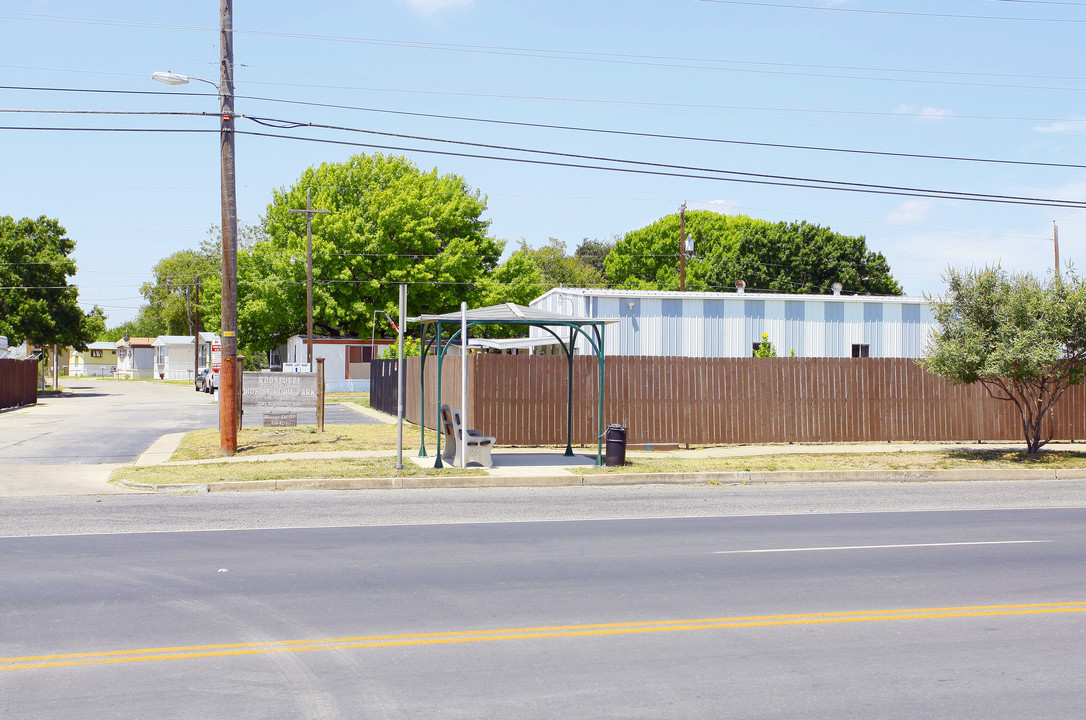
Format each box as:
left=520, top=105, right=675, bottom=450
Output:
left=4, top=601, right=1084, bottom=672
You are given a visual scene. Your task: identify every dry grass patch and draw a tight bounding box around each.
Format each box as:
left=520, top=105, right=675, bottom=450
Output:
left=112, top=457, right=481, bottom=486
left=574, top=449, right=1086, bottom=475
left=172, top=423, right=439, bottom=461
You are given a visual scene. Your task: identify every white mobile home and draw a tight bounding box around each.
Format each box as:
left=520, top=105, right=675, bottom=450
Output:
left=530, top=288, right=938, bottom=358
left=280, top=336, right=395, bottom=391
left=152, top=335, right=196, bottom=381
left=114, top=337, right=156, bottom=379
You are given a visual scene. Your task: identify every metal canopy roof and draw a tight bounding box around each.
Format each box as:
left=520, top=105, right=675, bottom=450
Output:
left=411, top=302, right=613, bottom=467
left=410, top=302, right=617, bottom=327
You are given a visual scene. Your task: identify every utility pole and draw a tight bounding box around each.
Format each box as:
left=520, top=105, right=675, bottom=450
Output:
left=193, top=276, right=200, bottom=382
left=219, top=0, right=239, bottom=456
left=679, top=202, right=688, bottom=292
left=1054, top=221, right=1061, bottom=276
left=288, top=187, right=330, bottom=369
left=184, top=285, right=193, bottom=336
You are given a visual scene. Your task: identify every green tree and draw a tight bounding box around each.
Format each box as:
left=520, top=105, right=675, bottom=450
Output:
left=477, top=238, right=603, bottom=337
left=574, top=237, right=615, bottom=282
left=606, top=211, right=901, bottom=295
left=138, top=247, right=220, bottom=337
left=920, top=267, right=1086, bottom=453
left=378, top=336, right=421, bottom=358
left=239, top=153, right=502, bottom=353
left=0, top=215, right=105, bottom=350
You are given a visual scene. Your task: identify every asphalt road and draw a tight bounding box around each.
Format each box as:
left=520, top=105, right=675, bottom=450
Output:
left=2, top=506, right=1084, bottom=718
left=0, top=378, right=377, bottom=465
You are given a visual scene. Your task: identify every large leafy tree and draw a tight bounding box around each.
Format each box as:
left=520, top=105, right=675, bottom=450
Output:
left=0, top=215, right=105, bottom=349
left=478, top=238, right=604, bottom=337
left=138, top=247, right=220, bottom=336
left=574, top=237, right=615, bottom=282
left=606, top=211, right=901, bottom=295
left=239, top=153, right=502, bottom=352
left=921, top=267, right=1086, bottom=453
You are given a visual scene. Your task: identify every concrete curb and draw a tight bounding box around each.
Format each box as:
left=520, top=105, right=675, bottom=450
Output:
left=111, top=466, right=1086, bottom=493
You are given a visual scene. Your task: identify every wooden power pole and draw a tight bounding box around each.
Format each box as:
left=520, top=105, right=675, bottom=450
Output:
left=679, top=202, right=687, bottom=292
left=289, top=188, right=330, bottom=369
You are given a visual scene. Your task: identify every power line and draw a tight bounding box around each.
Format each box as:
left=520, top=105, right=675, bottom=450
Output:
left=236, top=128, right=1086, bottom=210
left=5, top=123, right=1086, bottom=209
left=5, top=83, right=1081, bottom=126
left=696, top=0, right=1086, bottom=23
left=244, top=112, right=1086, bottom=171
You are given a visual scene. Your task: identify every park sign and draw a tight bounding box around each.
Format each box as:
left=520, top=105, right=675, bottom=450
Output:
left=241, top=371, right=319, bottom=410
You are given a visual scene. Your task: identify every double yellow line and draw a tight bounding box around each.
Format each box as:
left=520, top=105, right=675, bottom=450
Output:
left=5, top=601, right=1084, bottom=672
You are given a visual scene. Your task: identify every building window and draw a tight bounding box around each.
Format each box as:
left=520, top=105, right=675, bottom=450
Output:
left=348, top=345, right=362, bottom=363
left=851, top=344, right=870, bottom=358
left=91, top=349, right=103, bottom=358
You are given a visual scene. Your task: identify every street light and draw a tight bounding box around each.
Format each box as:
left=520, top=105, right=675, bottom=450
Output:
left=152, top=0, right=239, bottom=457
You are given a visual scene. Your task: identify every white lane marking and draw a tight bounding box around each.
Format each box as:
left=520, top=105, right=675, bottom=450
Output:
left=713, top=540, right=1051, bottom=554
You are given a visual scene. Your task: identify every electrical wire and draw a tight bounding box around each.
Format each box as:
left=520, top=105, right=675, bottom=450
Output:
left=5, top=121, right=1085, bottom=208
left=696, top=0, right=1086, bottom=23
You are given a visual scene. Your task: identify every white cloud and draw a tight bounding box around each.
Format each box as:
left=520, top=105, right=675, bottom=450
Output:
left=894, top=104, right=954, bottom=120
left=884, top=200, right=932, bottom=224
left=695, top=199, right=744, bottom=214
left=1034, top=118, right=1086, bottom=134
left=406, top=0, right=473, bottom=15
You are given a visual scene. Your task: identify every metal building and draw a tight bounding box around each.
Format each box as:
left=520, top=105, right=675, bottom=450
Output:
left=530, top=287, right=938, bottom=358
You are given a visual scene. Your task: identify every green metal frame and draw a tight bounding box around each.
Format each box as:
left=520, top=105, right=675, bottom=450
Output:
left=415, top=317, right=608, bottom=467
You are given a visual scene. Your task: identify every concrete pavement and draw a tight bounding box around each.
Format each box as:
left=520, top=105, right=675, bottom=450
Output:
left=114, top=426, right=1086, bottom=493
left=8, top=384, right=1086, bottom=496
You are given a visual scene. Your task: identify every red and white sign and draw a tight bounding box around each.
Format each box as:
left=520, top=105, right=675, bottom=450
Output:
left=211, top=340, right=222, bottom=373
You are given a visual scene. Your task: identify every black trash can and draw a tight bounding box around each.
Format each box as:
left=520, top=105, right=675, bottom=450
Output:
left=604, top=424, right=627, bottom=467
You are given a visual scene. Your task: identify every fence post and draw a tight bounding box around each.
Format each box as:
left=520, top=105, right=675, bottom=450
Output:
left=317, top=357, right=325, bottom=432
left=235, top=355, right=244, bottom=430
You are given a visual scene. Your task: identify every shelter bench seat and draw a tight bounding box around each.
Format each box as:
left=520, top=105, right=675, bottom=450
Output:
left=440, top=404, right=495, bottom=468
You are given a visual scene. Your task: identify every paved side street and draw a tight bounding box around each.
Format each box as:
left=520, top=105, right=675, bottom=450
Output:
left=5, top=378, right=1086, bottom=497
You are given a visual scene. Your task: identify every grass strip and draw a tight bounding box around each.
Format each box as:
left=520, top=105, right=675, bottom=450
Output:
left=573, top=449, right=1086, bottom=474
left=172, top=423, right=438, bottom=461
left=112, top=457, right=482, bottom=486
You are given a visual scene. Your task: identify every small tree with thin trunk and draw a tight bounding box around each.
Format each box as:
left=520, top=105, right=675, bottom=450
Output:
left=920, top=267, right=1086, bottom=453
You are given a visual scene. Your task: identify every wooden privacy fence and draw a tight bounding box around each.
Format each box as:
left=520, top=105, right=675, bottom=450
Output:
left=0, top=358, right=38, bottom=410
left=369, top=359, right=399, bottom=416
left=394, top=356, right=1086, bottom=446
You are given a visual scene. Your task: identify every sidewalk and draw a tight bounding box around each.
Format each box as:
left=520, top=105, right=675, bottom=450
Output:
left=121, top=430, right=1086, bottom=493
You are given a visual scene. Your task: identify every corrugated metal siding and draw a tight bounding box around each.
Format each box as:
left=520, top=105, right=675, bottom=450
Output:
left=784, top=301, right=804, bottom=356
left=662, top=299, right=683, bottom=356
left=531, top=290, right=938, bottom=359
left=824, top=302, right=845, bottom=357
left=744, top=299, right=766, bottom=356
left=863, top=303, right=883, bottom=356
left=619, top=297, right=640, bottom=355
left=681, top=299, right=704, bottom=357
left=902, top=302, right=925, bottom=357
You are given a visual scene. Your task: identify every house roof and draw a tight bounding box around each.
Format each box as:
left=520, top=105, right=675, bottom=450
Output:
left=115, top=337, right=155, bottom=348
left=86, top=341, right=117, bottom=351
left=534, top=287, right=935, bottom=305
left=152, top=335, right=195, bottom=346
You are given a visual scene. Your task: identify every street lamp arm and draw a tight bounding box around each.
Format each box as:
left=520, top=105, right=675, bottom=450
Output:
left=152, top=71, right=219, bottom=89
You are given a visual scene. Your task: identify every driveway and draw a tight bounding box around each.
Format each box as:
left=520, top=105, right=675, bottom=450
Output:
left=0, top=378, right=375, bottom=496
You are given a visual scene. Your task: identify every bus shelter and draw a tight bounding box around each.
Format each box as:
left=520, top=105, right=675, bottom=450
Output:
left=410, top=303, right=617, bottom=467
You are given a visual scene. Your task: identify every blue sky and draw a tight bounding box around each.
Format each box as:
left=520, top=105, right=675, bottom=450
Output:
left=4, top=0, right=1086, bottom=325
